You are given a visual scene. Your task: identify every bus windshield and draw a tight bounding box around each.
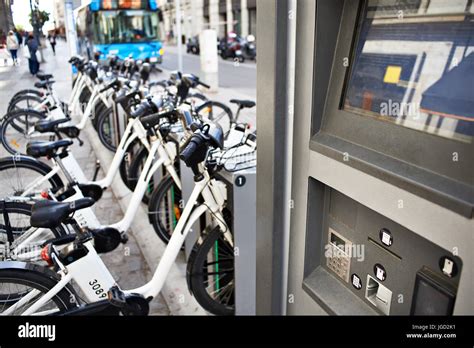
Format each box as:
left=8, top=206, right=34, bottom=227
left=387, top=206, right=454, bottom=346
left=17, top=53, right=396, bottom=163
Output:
left=93, top=10, right=160, bottom=44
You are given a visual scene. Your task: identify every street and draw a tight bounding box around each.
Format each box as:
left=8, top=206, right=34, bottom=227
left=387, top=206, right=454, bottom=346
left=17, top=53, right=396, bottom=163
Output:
left=161, top=44, right=257, bottom=99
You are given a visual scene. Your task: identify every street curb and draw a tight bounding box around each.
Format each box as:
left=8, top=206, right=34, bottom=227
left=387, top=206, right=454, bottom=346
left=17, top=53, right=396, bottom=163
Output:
left=82, top=121, right=207, bottom=316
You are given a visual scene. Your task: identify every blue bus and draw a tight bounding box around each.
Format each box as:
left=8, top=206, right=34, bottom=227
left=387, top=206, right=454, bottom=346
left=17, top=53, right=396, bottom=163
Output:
left=75, top=0, right=163, bottom=63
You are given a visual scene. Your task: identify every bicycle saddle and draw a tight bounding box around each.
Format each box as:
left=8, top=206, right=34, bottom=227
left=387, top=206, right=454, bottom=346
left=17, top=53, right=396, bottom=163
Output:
left=31, top=197, right=95, bottom=229
left=36, top=73, right=53, bottom=81
left=26, top=139, right=73, bottom=158
left=34, top=80, right=55, bottom=89
left=35, top=118, right=70, bottom=133
left=230, top=99, right=256, bottom=109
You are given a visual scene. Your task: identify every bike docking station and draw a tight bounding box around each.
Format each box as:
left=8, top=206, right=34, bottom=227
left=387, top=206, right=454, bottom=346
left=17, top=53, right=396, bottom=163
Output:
left=181, top=130, right=257, bottom=315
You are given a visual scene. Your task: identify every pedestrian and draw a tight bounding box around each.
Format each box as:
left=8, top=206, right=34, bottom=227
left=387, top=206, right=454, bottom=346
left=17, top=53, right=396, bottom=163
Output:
left=48, top=32, right=56, bottom=55
left=6, top=30, right=19, bottom=65
left=26, top=33, right=40, bottom=75
left=13, top=28, right=22, bottom=46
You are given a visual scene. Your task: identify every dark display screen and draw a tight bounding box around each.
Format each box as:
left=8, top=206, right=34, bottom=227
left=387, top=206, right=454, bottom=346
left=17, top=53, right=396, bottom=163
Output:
left=343, top=0, right=474, bottom=143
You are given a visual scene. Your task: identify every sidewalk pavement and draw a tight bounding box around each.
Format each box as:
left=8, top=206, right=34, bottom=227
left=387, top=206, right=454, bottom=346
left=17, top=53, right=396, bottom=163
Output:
left=0, top=41, right=170, bottom=315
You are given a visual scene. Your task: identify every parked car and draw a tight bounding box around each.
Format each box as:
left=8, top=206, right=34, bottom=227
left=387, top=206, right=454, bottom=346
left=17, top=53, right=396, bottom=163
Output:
left=219, top=32, right=245, bottom=63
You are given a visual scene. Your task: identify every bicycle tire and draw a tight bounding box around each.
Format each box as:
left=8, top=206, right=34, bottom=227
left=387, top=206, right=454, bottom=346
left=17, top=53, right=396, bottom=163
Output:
left=0, top=109, right=50, bottom=155
left=127, top=146, right=152, bottom=204
left=186, top=92, right=208, bottom=107
left=8, top=89, right=43, bottom=106
left=7, top=94, right=44, bottom=114
left=187, top=226, right=235, bottom=316
left=148, top=175, right=182, bottom=245
left=78, top=88, right=91, bottom=114
left=0, top=155, right=64, bottom=199
left=95, top=107, right=117, bottom=152
left=0, top=263, right=78, bottom=314
left=0, top=200, right=66, bottom=245
left=117, top=138, right=146, bottom=191
left=195, top=101, right=233, bottom=137
left=92, top=100, right=108, bottom=129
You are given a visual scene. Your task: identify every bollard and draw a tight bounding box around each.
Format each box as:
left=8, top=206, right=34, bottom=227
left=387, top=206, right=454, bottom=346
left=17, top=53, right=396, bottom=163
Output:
left=199, top=29, right=219, bottom=92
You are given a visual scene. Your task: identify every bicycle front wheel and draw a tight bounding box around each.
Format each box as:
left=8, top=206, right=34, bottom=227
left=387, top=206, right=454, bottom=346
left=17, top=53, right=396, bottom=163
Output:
left=187, top=226, right=235, bottom=316
left=148, top=175, right=182, bottom=245
left=7, top=94, right=44, bottom=113
left=0, top=155, right=64, bottom=199
left=127, top=146, right=154, bottom=205
left=95, top=107, right=117, bottom=152
left=0, top=264, right=78, bottom=315
left=0, top=201, right=67, bottom=262
left=0, top=109, right=51, bottom=155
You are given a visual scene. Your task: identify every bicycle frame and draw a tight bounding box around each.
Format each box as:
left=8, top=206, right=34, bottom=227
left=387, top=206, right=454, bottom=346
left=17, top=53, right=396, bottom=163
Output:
left=2, top=169, right=230, bottom=316
left=18, top=118, right=141, bottom=197
left=6, top=118, right=182, bottom=261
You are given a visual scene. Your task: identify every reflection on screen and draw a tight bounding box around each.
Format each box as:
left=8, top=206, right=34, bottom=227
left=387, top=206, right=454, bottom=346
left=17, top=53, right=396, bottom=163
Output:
left=343, top=0, right=474, bottom=143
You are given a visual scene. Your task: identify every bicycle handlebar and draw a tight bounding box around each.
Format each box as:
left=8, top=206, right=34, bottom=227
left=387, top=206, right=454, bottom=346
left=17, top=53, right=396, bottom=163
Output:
left=180, top=136, right=201, bottom=164
left=198, top=81, right=210, bottom=89
left=99, top=79, right=120, bottom=93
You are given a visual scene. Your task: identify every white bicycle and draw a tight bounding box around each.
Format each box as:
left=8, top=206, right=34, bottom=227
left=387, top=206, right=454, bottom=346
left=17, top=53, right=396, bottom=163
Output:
left=0, top=122, right=238, bottom=316
left=0, top=102, right=190, bottom=263
left=0, top=59, right=117, bottom=155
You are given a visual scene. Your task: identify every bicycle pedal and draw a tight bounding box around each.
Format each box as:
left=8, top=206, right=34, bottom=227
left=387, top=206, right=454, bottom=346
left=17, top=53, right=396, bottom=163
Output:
left=108, top=286, right=126, bottom=307
left=120, top=233, right=129, bottom=244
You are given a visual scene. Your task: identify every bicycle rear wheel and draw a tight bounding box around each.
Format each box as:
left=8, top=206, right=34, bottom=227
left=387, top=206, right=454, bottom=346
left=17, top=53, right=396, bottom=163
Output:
left=148, top=175, right=182, bottom=244
left=196, top=101, right=233, bottom=137
left=187, top=226, right=235, bottom=316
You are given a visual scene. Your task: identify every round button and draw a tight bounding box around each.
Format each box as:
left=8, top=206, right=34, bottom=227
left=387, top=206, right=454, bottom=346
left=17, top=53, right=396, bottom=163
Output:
left=235, top=175, right=246, bottom=187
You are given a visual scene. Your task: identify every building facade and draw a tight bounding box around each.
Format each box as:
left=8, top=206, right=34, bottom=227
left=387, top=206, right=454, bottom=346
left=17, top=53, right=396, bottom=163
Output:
left=0, top=0, right=14, bottom=41
left=158, top=0, right=256, bottom=43
left=52, top=0, right=82, bottom=36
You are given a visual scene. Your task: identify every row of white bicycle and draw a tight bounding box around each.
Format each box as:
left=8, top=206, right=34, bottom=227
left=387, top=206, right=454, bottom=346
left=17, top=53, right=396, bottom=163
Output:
left=0, top=55, right=257, bottom=315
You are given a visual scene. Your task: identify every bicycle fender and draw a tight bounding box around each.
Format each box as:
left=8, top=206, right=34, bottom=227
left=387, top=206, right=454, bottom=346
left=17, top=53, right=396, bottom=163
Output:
left=0, top=260, right=62, bottom=282
left=0, top=155, right=63, bottom=189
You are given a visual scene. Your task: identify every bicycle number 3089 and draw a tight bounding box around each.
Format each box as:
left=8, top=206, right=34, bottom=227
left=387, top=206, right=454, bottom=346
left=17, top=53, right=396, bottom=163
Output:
left=89, top=279, right=107, bottom=298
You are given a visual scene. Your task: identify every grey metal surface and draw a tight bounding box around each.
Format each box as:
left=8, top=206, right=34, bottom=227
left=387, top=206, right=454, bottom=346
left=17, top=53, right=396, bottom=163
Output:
left=310, top=134, right=474, bottom=218
left=281, top=0, right=474, bottom=315
left=317, top=0, right=473, bottom=215
left=218, top=169, right=257, bottom=315
left=285, top=0, right=328, bottom=315
left=303, top=267, right=378, bottom=315
left=255, top=0, right=292, bottom=315
left=182, top=165, right=201, bottom=259
left=303, top=181, right=463, bottom=315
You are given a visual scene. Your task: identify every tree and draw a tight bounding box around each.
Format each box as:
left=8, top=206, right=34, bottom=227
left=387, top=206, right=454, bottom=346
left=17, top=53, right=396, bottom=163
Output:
left=29, top=10, right=50, bottom=31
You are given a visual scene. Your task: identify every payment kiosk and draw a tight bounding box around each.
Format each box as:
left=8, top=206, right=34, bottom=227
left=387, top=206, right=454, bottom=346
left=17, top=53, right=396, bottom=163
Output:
left=256, top=0, right=473, bottom=315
